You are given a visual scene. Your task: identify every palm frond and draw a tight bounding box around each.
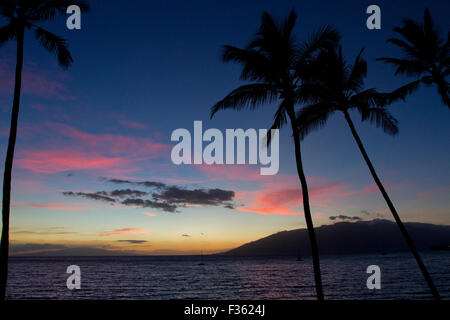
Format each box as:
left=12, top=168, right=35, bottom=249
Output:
left=386, top=80, right=421, bottom=103
left=360, top=107, right=399, bottom=136
left=29, top=0, right=90, bottom=21
left=393, top=20, right=425, bottom=52
left=346, top=48, right=367, bottom=92
left=0, top=23, right=17, bottom=46
left=246, top=11, right=281, bottom=53
left=423, top=8, right=441, bottom=57
left=221, top=45, right=273, bottom=81
left=295, top=102, right=333, bottom=140
left=386, top=38, right=420, bottom=59
left=296, top=25, right=340, bottom=63
left=0, top=0, right=17, bottom=19
left=281, top=9, right=297, bottom=39
left=295, top=82, right=335, bottom=105
left=210, top=83, right=278, bottom=119
left=350, top=88, right=388, bottom=109
left=436, top=80, right=450, bottom=108
left=376, top=57, right=427, bottom=77
left=263, top=101, right=288, bottom=147
left=439, top=31, right=450, bottom=62
left=34, top=26, right=73, bottom=68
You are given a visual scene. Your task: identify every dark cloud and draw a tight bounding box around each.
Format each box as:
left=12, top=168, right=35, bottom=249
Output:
left=13, top=229, right=77, bottom=235
left=62, top=191, right=116, bottom=203
left=65, top=178, right=236, bottom=213
left=153, top=187, right=235, bottom=207
left=116, top=240, right=148, bottom=244
left=109, top=189, right=148, bottom=198
left=64, top=190, right=148, bottom=202
left=329, top=215, right=362, bottom=221
left=181, top=234, right=191, bottom=237
left=104, top=178, right=166, bottom=189
left=121, top=198, right=177, bottom=213
left=10, top=243, right=68, bottom=253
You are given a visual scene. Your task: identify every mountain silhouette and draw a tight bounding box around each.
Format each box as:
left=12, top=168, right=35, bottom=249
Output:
left=223, top=219, right=450, bottom=256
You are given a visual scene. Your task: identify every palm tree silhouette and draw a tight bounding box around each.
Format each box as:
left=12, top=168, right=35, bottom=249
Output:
left=377, top=8, right=449, bottom=109
left=296, top=46, right=441, bottom=300
left=210, top=9, right=340, bottom=300
left=0, top=0, right=89, bottom=300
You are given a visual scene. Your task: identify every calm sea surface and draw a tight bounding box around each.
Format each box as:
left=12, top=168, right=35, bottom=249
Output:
left=6, top=251, right=450, bottom=300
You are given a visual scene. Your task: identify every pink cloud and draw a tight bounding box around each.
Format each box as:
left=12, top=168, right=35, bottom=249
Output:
left=31, top=104, right=47, bottom=112
left=28, top=203, right=80, bottom=211
left=198, top=164, right=262, bottom=181
left=118, top=119, right=148, bottom=130
left=49, top=122, right=169, bottom=158
left=0, top=60, right=74, bottom=100
left=142, top=212, right=157, bottom=217
left=16, top=150, right=129, bottom=173
left=15, top=122, right=170, bottom=174
left=361, top=183, right=378, bottom=195
left=196, top=164, right=331, bottom=187
left=234, top=175, right=376, bottom=216
left=0, top=126, right=8, bottom=137
left=14, top=201, right=83, bottom=211
left=236, top=205, right=300, bottom=216
left=99, top=228, right=151, bottom=237
left=416, top=186, right=449, bottom=201
left=12, top=179, right=52, bottom=194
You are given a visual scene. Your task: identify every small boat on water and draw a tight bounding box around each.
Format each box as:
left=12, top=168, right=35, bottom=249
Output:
left=198, top=250, right=205, bottom=265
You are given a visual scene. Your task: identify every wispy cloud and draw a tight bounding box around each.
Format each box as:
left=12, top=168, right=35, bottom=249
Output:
left=116, top=240, right=148, bottom=244
left=10, top=243, right=68, bottom=255
left=16, top=149, right=129, bottom=173
left=62, top=191, right=116, bottom=203
left=142, top=212, right=157, bottom=217
left=12, top=227, right=77, bottom=235
left=0, top=60, right=75, bottom=100
left=15, top=122, right=170, bottom=174
left=14, top=201, right=83, bottom=211
left=99, top=228, right=151, bottom=237
left=118, top=119, right=148, bottom=130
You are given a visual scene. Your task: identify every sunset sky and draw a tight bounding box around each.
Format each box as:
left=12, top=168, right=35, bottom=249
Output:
left=0, top=0, right=448, bottom=255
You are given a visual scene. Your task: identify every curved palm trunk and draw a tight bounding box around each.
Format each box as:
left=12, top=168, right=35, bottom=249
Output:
left=288, top=108, right=324, bottom=300
left=0, top=26, right=25, bottom=301
left=343, top=110, right=441, bottom=300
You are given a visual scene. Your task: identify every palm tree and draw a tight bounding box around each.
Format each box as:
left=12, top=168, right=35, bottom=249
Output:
left=210, top=9, right=340, bottom=300
left=377, top=8, right=449, bottom=109
left=296, top=46, right=441, bottom=300
left=0, top=0, right=89, bottom=300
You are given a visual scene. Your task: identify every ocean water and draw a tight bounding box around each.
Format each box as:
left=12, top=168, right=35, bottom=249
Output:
left=5, top=251, right=450, bottom=300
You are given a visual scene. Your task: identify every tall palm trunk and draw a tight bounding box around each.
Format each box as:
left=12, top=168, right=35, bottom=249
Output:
left=288, top=106, right=324, bottom=300
left=0, top=25, right=25, bottom=301
left=343, top=110, right=441, bottom=300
